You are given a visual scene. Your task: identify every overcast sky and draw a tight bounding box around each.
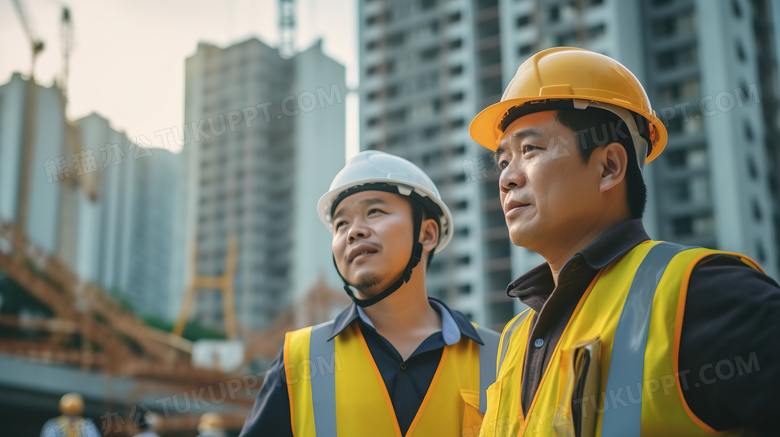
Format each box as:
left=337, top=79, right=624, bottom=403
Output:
left=0, top=0, right=358, bottom=156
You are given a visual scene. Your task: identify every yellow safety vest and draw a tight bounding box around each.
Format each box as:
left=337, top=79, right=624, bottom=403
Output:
left=480, top=241, right=762, bottom=437
left=285, top=319, right=498, bottom=437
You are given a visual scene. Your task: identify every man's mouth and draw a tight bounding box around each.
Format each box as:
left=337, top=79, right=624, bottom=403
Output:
left=504, top=199, right=530, bottom=217
left=349, top=244, right=379, bottom=262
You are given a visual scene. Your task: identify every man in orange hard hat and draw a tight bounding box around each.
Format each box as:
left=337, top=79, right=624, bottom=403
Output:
left=40, top=392, right=101, bottom=437
left=470, top=47, right=780, bottom=436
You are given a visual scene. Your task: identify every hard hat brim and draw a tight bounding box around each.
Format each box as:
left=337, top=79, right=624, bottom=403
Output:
left=317, top=178, right=454, bottom=253
left=470, top=96, right=668, bottom=164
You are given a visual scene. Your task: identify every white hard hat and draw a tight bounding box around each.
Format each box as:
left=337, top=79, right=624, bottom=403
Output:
left=317, top=150, right=454, bottom=253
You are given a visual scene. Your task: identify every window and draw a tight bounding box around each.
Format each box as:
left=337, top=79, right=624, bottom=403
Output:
left=517, top=14, right=531, bottom=27
left=653, top=17, right=675, bottom=37
left=420, top=46, right=440, bottom=61
left=752, top=199, right=763, bottom=221
left=744, top=120, right=754, bottom=143
left=549, top=5, right=560, bottom=22
left=588, top=24, right=606, bottom=40
left=518, top=44, right=533, bottom=56
left=756, top=242, right=766, bottom=263
left=450, top=65, right=464, bottom=76
left=670, top=180, right=690, bottom=202
left=673, top=214, right=714, bottom=237
left=448, top=12, right=461, bottom=23
left=666, top=150, right=686, bottom=168
left=732, top=0, right=742, bottom=18
left=452, top=200, right=468, bottom=211
left=736, top=40, right=746, bottom=62
left=747, top=157, right=758, bottom=179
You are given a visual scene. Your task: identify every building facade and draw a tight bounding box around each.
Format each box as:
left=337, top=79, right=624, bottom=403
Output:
left=183, top=38, right=346, bottom=331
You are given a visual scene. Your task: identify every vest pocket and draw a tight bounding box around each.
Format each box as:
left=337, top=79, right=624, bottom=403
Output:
left=555, top=337, right=601, bottom=437
left=460, top=389, right=482, bottom=437
left=477, top=380, right=502, bottom=437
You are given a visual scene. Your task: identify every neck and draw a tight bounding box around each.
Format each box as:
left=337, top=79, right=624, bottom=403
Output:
left=544, top=214, right=629, bottom=286
left=362, top=266, right=439, bottom=330
left=360, top=266, right=441, bottom=359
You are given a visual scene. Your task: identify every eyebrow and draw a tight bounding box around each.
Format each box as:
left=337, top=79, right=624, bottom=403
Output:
left=494, top=127, right=545, bottom=161
left=332, top=197, right=388, bottom=221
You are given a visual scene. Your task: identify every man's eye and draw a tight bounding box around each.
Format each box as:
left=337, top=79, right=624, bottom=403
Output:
left=498, top=159, right=509, bottom=170
left=367, top=208, right=383, bottom=215
left=334, top=220, right=347, bottom=229
left=523, top=145, right=540, bottom=153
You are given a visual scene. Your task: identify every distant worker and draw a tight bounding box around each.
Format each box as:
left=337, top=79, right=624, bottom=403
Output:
left=131, top=409, right=160, bottom=437
left=40, top=392, right=100, bottom=437
left=239, top=151, right=500, bottom=436
left=197, top=412, right=227, bottom=437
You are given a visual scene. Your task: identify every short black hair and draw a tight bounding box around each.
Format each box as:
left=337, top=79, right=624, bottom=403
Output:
left=555, top=108, right=649, bottom=219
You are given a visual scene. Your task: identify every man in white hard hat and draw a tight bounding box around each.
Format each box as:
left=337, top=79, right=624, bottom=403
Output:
left=240, top=150, right=499, bottom=437
left=40, top=392, right=100, bottom=437
left=470, top=47, right=780, bottom=436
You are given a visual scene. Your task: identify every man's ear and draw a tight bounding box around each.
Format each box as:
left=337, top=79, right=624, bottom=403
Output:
left=419, top=218, right=439, bottom=253
left=598, top=142, right=628, bottom=193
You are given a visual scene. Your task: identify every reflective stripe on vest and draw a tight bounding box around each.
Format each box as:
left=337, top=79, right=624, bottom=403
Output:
left=497, top=308, right=533, bottom=374
left=601, top=242, right=687, bottom=436
left=476, top=325, right=500, bottom=414
left=309, top=320, right=337, bottom=437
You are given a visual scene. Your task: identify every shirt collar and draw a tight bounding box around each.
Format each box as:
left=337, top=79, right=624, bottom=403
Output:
left=327, top=297, right=483, bottom=345
left=506, top=219, right=650, bottom=298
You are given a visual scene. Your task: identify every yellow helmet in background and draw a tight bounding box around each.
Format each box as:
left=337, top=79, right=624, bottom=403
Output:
left=469, top=47, right=668, bottom=165
left=198, top=412, right=224, bottom=432
left=59, top=392, right=84, bottom=416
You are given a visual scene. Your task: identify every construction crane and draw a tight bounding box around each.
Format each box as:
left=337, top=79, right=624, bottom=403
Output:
left=59, top=6, right=72, bottom=98
left=11, top=0, right=45, bottom=80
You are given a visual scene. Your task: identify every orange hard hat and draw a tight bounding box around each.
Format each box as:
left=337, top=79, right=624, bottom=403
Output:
left=470, top=47, right=667, bottom=165
left=59, top=392, right=84, bottom=416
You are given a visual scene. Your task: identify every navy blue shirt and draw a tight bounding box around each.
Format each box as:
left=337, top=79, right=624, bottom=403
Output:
left=239, top=298, right=486, bottom=437
left=509, top=219, right=780, bottom=435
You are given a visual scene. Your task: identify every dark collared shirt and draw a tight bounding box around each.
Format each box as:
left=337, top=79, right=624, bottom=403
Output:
left=239, top=298, right=485, bottom=437
left=508, top=219, right=780, bottom=435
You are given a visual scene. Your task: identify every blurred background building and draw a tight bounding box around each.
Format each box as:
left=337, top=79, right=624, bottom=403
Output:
left=182, top=37, right=346, bottom=331
left=359, top=0, right=780, bottom=329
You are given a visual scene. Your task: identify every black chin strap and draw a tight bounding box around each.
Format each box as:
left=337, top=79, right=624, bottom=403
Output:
left=333, top=202, right=424, bottom=308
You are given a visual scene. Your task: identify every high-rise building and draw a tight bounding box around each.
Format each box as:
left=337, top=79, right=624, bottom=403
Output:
left=183, top=38, right=346, bottom=331
left=126, top=147, right=183, bottom=319
left=0, top=74, right=67, bottom=254
left=359, top=0, right=516, bottom=329
left=358, top=0, right=780, bottom=329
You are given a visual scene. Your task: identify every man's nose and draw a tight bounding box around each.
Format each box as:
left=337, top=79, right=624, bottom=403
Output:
left=499, top=161, right=526, bottom=192
left=348, top=219, right=370, bottom=242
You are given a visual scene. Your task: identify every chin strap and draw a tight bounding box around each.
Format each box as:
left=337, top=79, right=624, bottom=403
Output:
left=333, top=202, right=424, bottom=308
